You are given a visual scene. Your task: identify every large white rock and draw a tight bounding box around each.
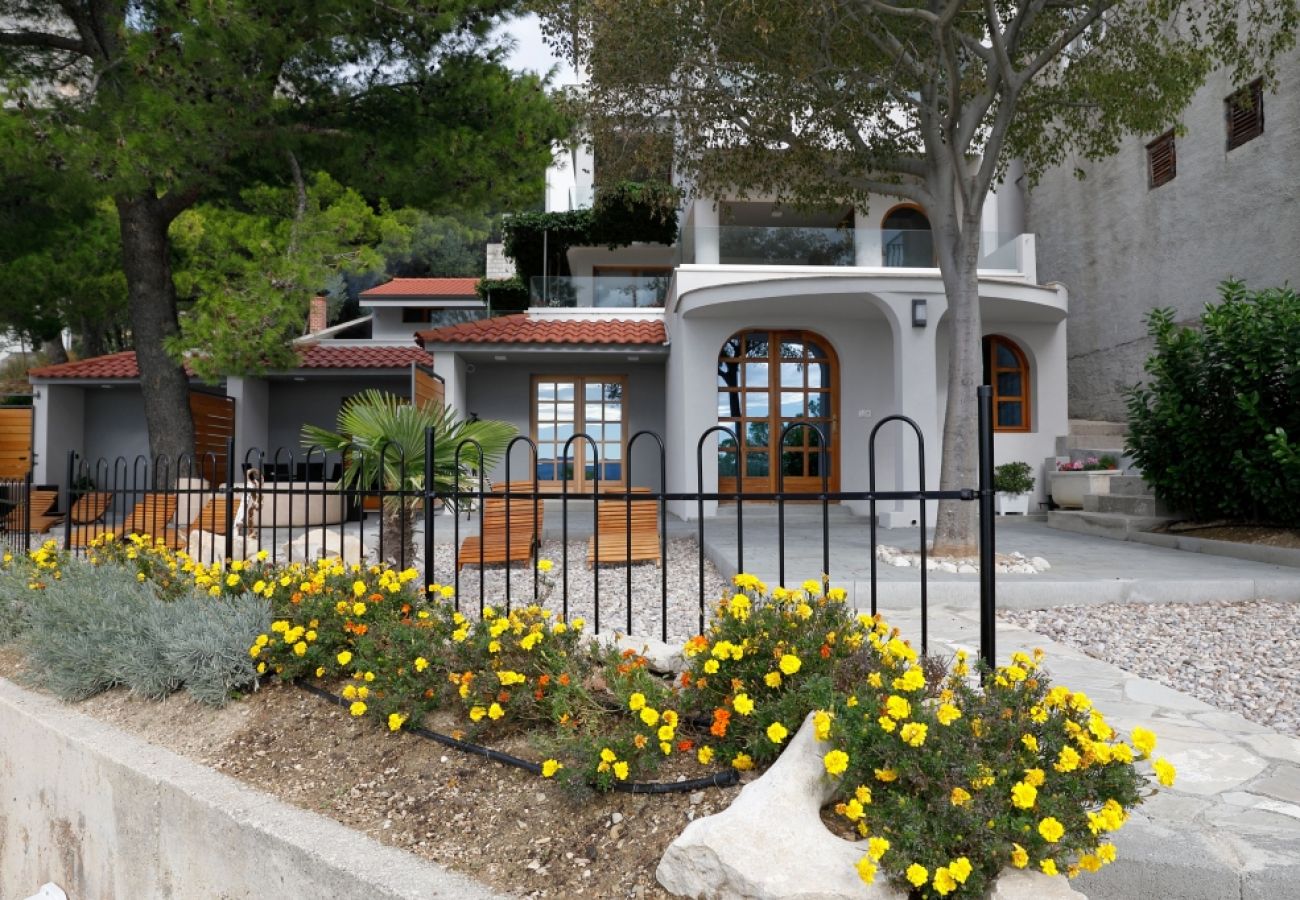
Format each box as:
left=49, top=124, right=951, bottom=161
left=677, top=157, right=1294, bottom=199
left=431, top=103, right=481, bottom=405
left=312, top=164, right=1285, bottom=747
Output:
left=184, top=529, right=261, bottom=565
left=593, top=632, right=686, bottom=674
left=989, top=870, right=1087, bottom=899
left=282, top=527, right=367, bottom=566
left=656, top=714, right=905, bottom=899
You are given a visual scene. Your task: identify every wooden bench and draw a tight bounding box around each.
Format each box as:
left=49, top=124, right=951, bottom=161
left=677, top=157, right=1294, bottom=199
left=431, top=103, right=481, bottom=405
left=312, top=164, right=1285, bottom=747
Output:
left=588, top=487, right=661, bottom=566
left=0, top=488, right=61, bottom=534
left=457, top=481, right=545, bottom=570
left=69, top=491, right=113, bottom=525
left=69, top=493, right=178, bottom=547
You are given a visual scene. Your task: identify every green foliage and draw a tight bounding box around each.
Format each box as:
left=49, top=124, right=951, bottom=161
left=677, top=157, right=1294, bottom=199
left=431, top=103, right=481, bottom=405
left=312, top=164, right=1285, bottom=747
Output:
left=16, top=559, right=269, bottom=705
left=476, top=276, right=531, bottom=312
left=501, top=180, right=680, bottom=281
left=993, top=462, right=1035, bottom=495
left=1126, top=281, right=1300, bottom=524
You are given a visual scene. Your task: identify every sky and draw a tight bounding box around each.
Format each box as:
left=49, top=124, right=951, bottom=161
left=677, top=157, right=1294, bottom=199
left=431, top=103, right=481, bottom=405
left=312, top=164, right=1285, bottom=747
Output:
left=497, top=13, right=575, bottom=84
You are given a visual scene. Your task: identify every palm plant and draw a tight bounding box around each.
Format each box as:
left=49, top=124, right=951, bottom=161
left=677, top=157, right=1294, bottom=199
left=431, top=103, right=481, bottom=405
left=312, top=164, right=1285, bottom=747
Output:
left=302, top=390, right=515, bottom=565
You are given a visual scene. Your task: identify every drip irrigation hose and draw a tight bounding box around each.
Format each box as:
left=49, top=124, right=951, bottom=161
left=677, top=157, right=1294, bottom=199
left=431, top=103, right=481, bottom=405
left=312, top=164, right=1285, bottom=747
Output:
left=295, top=681, right=739, bottom=794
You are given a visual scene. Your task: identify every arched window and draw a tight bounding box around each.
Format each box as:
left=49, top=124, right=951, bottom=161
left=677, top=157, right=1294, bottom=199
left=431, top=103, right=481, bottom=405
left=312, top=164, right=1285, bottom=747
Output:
left=983, top=335, right=1031, bottom=432
left=881, top=205, right=933, bottom=267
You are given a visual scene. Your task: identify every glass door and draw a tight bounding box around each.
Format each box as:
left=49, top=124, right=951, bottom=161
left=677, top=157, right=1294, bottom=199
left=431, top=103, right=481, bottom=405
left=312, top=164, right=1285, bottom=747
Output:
left=534, top=376, right=626, bottom=490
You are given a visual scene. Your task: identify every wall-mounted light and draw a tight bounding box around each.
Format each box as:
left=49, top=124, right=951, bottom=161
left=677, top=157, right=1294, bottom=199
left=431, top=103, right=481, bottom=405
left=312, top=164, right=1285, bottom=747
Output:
left=911, top=298, right=928, bottom=328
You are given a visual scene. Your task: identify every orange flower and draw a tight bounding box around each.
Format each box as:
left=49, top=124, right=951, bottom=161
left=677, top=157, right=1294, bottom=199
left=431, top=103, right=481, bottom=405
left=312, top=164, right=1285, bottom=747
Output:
left=680, top=671, right=693, bottom=687
left=558, top=673, right=571, bottom=686
left=497, top=691, right=511, bottom=703
left=677, top=739, right=695, bottom=753
left=369, top=593, right=384, bottom=603
left=538, top=674, right=552, bottom=687
left=400, top=603, right=411, bottom=614
left=423, top=688, right=434, bottom=699
left=534, top=689, right=545, bottom=701
left=634, top=734, right=648, bottom=749
left=711, top=708, right=732, bottom=738
left=820, top=644, right=832, bottom=659
left=621, top=648, right=638, bottom=660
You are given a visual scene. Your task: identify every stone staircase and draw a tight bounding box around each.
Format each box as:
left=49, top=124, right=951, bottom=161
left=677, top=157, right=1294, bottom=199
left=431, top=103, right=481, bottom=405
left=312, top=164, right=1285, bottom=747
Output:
left=1046, top=421, right=1179, bottom=539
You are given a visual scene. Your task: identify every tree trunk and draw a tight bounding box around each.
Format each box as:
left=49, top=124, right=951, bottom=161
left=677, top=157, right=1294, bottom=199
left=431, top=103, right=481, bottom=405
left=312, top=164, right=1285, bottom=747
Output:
left=40, top=335, right=68, bottom=365
left=931, top=222, right=985, bottom=557
left=116, top=193, right=196, bottom=470
left=380, top=496, right=419, bottom=568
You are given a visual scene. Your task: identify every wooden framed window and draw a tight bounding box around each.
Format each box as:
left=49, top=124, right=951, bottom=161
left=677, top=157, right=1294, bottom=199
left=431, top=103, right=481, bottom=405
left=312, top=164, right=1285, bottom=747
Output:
left=1146, top=131, right=1176, bottom=188
left=532, top=376, right=627, bottom=489
left=1226, top=79, right=1264, bottom=150
left=983, top=335, right=1031, bottom=432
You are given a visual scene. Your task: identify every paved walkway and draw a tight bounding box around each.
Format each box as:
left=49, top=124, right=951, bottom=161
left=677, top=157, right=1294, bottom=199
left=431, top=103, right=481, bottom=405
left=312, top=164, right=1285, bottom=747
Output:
left=700, top=513, right=1300, bottom=899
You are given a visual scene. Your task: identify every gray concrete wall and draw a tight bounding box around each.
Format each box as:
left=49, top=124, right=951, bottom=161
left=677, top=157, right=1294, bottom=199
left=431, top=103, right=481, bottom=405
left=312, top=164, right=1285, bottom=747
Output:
left=465, top=361, right=668, bottom=488
left=1027, top=49, right=1300, bottom=420
left=82, top=386, right=150, bottom=470
left=0, top=677, right=504, bottom=900
left=266, top=375, right=409, bottom=456
left=33, top=383, right=84, bottom=485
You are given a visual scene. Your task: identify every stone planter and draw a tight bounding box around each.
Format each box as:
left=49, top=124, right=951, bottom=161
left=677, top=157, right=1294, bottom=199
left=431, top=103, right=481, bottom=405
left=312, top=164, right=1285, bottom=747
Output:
left=1049, top=470, right=1119, bottom=509
left=996, top=492, right=1031, bottom=515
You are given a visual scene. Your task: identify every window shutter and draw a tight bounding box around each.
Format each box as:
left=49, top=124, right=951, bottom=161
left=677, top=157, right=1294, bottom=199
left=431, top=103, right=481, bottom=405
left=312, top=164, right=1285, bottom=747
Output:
left=1226, top=80, right=1264, bottom=150
left=1146, top=132, right=1176, bottom=188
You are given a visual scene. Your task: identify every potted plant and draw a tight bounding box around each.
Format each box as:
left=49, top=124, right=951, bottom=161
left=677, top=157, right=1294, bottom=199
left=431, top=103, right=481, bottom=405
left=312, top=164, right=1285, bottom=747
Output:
left=1049, top=454, right=1121, bottom=509
left=993, top=462, right=1035, bottom=515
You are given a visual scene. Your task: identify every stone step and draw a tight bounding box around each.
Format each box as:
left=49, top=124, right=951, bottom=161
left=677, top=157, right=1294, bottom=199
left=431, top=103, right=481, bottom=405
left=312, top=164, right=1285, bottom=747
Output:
left=1046, top=509, right=1177, bottom=539
left=1108, top=475, right=1154, bottom=497
left=1083, top=493, right=1174, bottom=517
left=1066, top=418, right=1128, bottom=438
left=1054, top=435, right=1128, bottom=454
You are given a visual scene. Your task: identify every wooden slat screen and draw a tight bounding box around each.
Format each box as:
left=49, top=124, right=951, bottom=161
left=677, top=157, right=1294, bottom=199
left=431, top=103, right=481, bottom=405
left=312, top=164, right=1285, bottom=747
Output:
left=1226, top=80, right=1264, bottom=150
left=411, top=363, right=445, bottom=410
left=1146, top=131, right=1176, bottom=188
left=0, top=407, right=32, bottom=479
left=189, top=391, right=235, bottom=484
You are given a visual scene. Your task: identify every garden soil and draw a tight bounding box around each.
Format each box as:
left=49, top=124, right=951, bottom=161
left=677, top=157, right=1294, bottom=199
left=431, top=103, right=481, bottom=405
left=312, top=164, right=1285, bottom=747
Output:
left=0, top=648, right=743, bottom=899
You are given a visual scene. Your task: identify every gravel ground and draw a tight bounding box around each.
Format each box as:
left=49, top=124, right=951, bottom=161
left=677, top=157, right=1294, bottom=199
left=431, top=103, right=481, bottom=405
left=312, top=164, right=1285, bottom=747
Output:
left=1000, top=599, right=1300, bottom=737
left=444, top=538, right=729, bottom=643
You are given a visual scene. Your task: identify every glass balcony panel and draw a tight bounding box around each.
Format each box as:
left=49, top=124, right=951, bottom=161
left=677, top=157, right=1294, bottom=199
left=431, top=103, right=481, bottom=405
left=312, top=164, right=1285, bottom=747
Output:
left=529, top=275, right=668, bottom=308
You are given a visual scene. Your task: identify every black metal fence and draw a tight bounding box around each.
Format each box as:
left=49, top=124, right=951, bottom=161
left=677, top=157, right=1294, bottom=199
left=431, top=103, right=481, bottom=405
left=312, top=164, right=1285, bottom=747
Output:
left=1, top=388, right=1001, bottom=666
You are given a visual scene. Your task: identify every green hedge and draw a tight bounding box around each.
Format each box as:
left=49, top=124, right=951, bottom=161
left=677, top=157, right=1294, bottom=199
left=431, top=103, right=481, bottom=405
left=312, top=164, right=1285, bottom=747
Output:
left=1125, top=281, right=1300, bottom=524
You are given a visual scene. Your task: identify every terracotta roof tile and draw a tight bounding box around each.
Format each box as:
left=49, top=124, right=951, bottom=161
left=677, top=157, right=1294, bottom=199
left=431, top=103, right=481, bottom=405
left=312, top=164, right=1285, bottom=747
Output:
left=360, top=277, right=480, bottom=299
left=29, top=346, right=432, bottom=380
left=415, top=315, right=667, bottom=347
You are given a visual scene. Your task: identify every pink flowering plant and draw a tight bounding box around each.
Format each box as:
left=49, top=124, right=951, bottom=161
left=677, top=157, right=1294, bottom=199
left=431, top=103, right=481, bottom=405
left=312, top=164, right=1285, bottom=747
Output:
left=1056, top=454, right=1119, bottom=472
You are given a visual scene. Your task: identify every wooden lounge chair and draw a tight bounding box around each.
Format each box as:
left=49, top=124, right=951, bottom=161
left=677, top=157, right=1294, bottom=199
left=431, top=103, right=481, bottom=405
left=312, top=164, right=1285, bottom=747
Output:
left=69, top=491, right=113, bottom=525
left=69, top=493, right=178, bottom=547
left=0, top=488, right=62, bottom=534
left=456, top=481, right=545, bottom=570
left=588, top=487, right=661, bottom=566
left=158, top=495, right=244, bottom=556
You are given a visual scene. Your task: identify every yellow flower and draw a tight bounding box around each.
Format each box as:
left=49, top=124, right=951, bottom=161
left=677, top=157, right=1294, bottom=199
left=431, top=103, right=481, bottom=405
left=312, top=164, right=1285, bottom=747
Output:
left=357, top=686, right=369, bottom=699
left=813, top=710, right=833, bottom=741
left=315, top=666, right=325, bottom=678
left=866, top=672, right=883, bottom=688
left=899, top=722, right=927, bottom=747
left=1024, top=767, right=1046, bottom=787
left=823, top=750, right=849, bottom=776
left=703, top=659, right=720, bottom=674
left=248, top=644, right=262, bottom=659
left=766, top=721, right=789, bottom=744
left=349, top=701, right=367, bottom=717
left=640, top=707, right=660, bottom=727
left=225, top=573, right=241, bottom=587
left=342, top=684, right=357, bottom=700
left=351, top=580, right=366, bottom=597
left=855, top=856, right=877, bottom=884
left=932, top=867, right=957, bottom=896
left=541, top=758, right=562, bottom=778
left=1040, top=859, right=1058, bottom=877
left=885, top=695, right=911, bottom=720
left=488, top=703, right=505, bottom=720
left=352, top=601, right=367, bottom=617
left=414, top=656, right=429, bottom=672
left=1021, top=733, right=1039, bottom=752
left=728, top=593, right=751, bottom=620
left=1131, top=726, right=1157, bottom=757
left=337, top=650, right=353, bottom=666
left=1153, top=757, right=1177, bottom=787
left=363, top=671, right=375, bottom=682
left=905, top=864, right=928, bottom=888
left=1097, top=842, right=1117, bottom=864
left=796, top=602, right=813, bottom=620
left=600, top=748, right=617, bottom=763
left=874, top=768, right=898, bottom=782
left=867, top=836, right=890, bottom=861
left=732, top=753, right=754, bottom=771
left=733, top=693, right=755, bottom=715
left=1011, top=781, right=1038, bottom=809
left=293, top=641, right=307, bottom=657
left=662, top=710, right=679, bottom=728
left=950, top=787, right=972, bottom=807
left=1010, top=844, right=1029, bottom=869
left=537, top=558, right=554, bottom=573
left=936, top=703, right=962, bottom=726
left=519, top=631, right=542, bottom=651
left=764, top=671, right=782, bottom=689
left=388, top=712, right=407, bottom=732
left=893, top=667, right=925, bottom=693
left=697, top=746, right=714, bottom=765
left=628, top=692, right=646, bottom=711
left=613, top=761, right=629, bottom=780
left=1054, top=746, right=1081, bottom=773
left=1038, top=817, right=1065, bottom=843
left=657, top=724, right=675, bottom=742
left=778, top=653, right=802, bottom=675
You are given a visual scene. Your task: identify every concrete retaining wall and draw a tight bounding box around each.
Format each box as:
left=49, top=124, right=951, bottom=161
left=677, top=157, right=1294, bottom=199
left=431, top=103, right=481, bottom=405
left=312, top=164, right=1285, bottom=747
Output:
left=0, top=677, right=506, bottom=900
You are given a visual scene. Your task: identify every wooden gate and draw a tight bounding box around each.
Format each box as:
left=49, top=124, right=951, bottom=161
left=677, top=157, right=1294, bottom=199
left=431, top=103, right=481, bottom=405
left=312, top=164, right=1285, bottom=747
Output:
left=0, top=406, right=33, bottom=479
left=189, top=391, right=235, bottom=484
left=411, top=363, right=444, bottom=410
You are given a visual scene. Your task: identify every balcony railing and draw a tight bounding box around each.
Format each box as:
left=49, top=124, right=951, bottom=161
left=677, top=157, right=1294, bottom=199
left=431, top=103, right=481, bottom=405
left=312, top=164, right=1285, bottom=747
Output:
left=681, top=225, right=1024, bottom=270
left=529, top=274, right=670, bottom=308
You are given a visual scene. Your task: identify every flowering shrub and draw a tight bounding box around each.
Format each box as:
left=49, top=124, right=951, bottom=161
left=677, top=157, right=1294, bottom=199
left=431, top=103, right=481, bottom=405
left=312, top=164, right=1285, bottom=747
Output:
left=1056, top=455, right=1118, bottom=472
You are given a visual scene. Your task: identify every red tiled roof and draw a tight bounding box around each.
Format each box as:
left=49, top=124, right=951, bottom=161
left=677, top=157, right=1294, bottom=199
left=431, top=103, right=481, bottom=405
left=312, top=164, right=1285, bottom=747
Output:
left=29, top=346, right=432, bottom=380
left=360, top=277, right=480, bottom=300
left=415, top=315, right=668, bottom=347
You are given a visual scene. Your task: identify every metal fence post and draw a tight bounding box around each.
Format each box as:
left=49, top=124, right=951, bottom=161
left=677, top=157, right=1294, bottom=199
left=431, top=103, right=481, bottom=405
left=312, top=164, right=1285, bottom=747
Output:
left=63, top=450, right=76, bottom=551
left=424, top=426, right=434, bottom=593
left=977, top=385, right=996, bottom=672
left=224, top=438, right=236, bottom=562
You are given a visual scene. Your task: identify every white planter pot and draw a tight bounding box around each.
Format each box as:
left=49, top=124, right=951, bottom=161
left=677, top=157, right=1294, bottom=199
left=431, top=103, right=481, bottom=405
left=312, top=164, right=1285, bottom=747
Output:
left=996, top=492, right=1031, bottom=515
left=1049, top=470, right=1119, bottom=509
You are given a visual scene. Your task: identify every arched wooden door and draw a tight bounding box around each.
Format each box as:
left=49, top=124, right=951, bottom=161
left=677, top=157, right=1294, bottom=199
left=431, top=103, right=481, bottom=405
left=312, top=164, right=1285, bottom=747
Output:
left=717, top=329, right=839, bottom=496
